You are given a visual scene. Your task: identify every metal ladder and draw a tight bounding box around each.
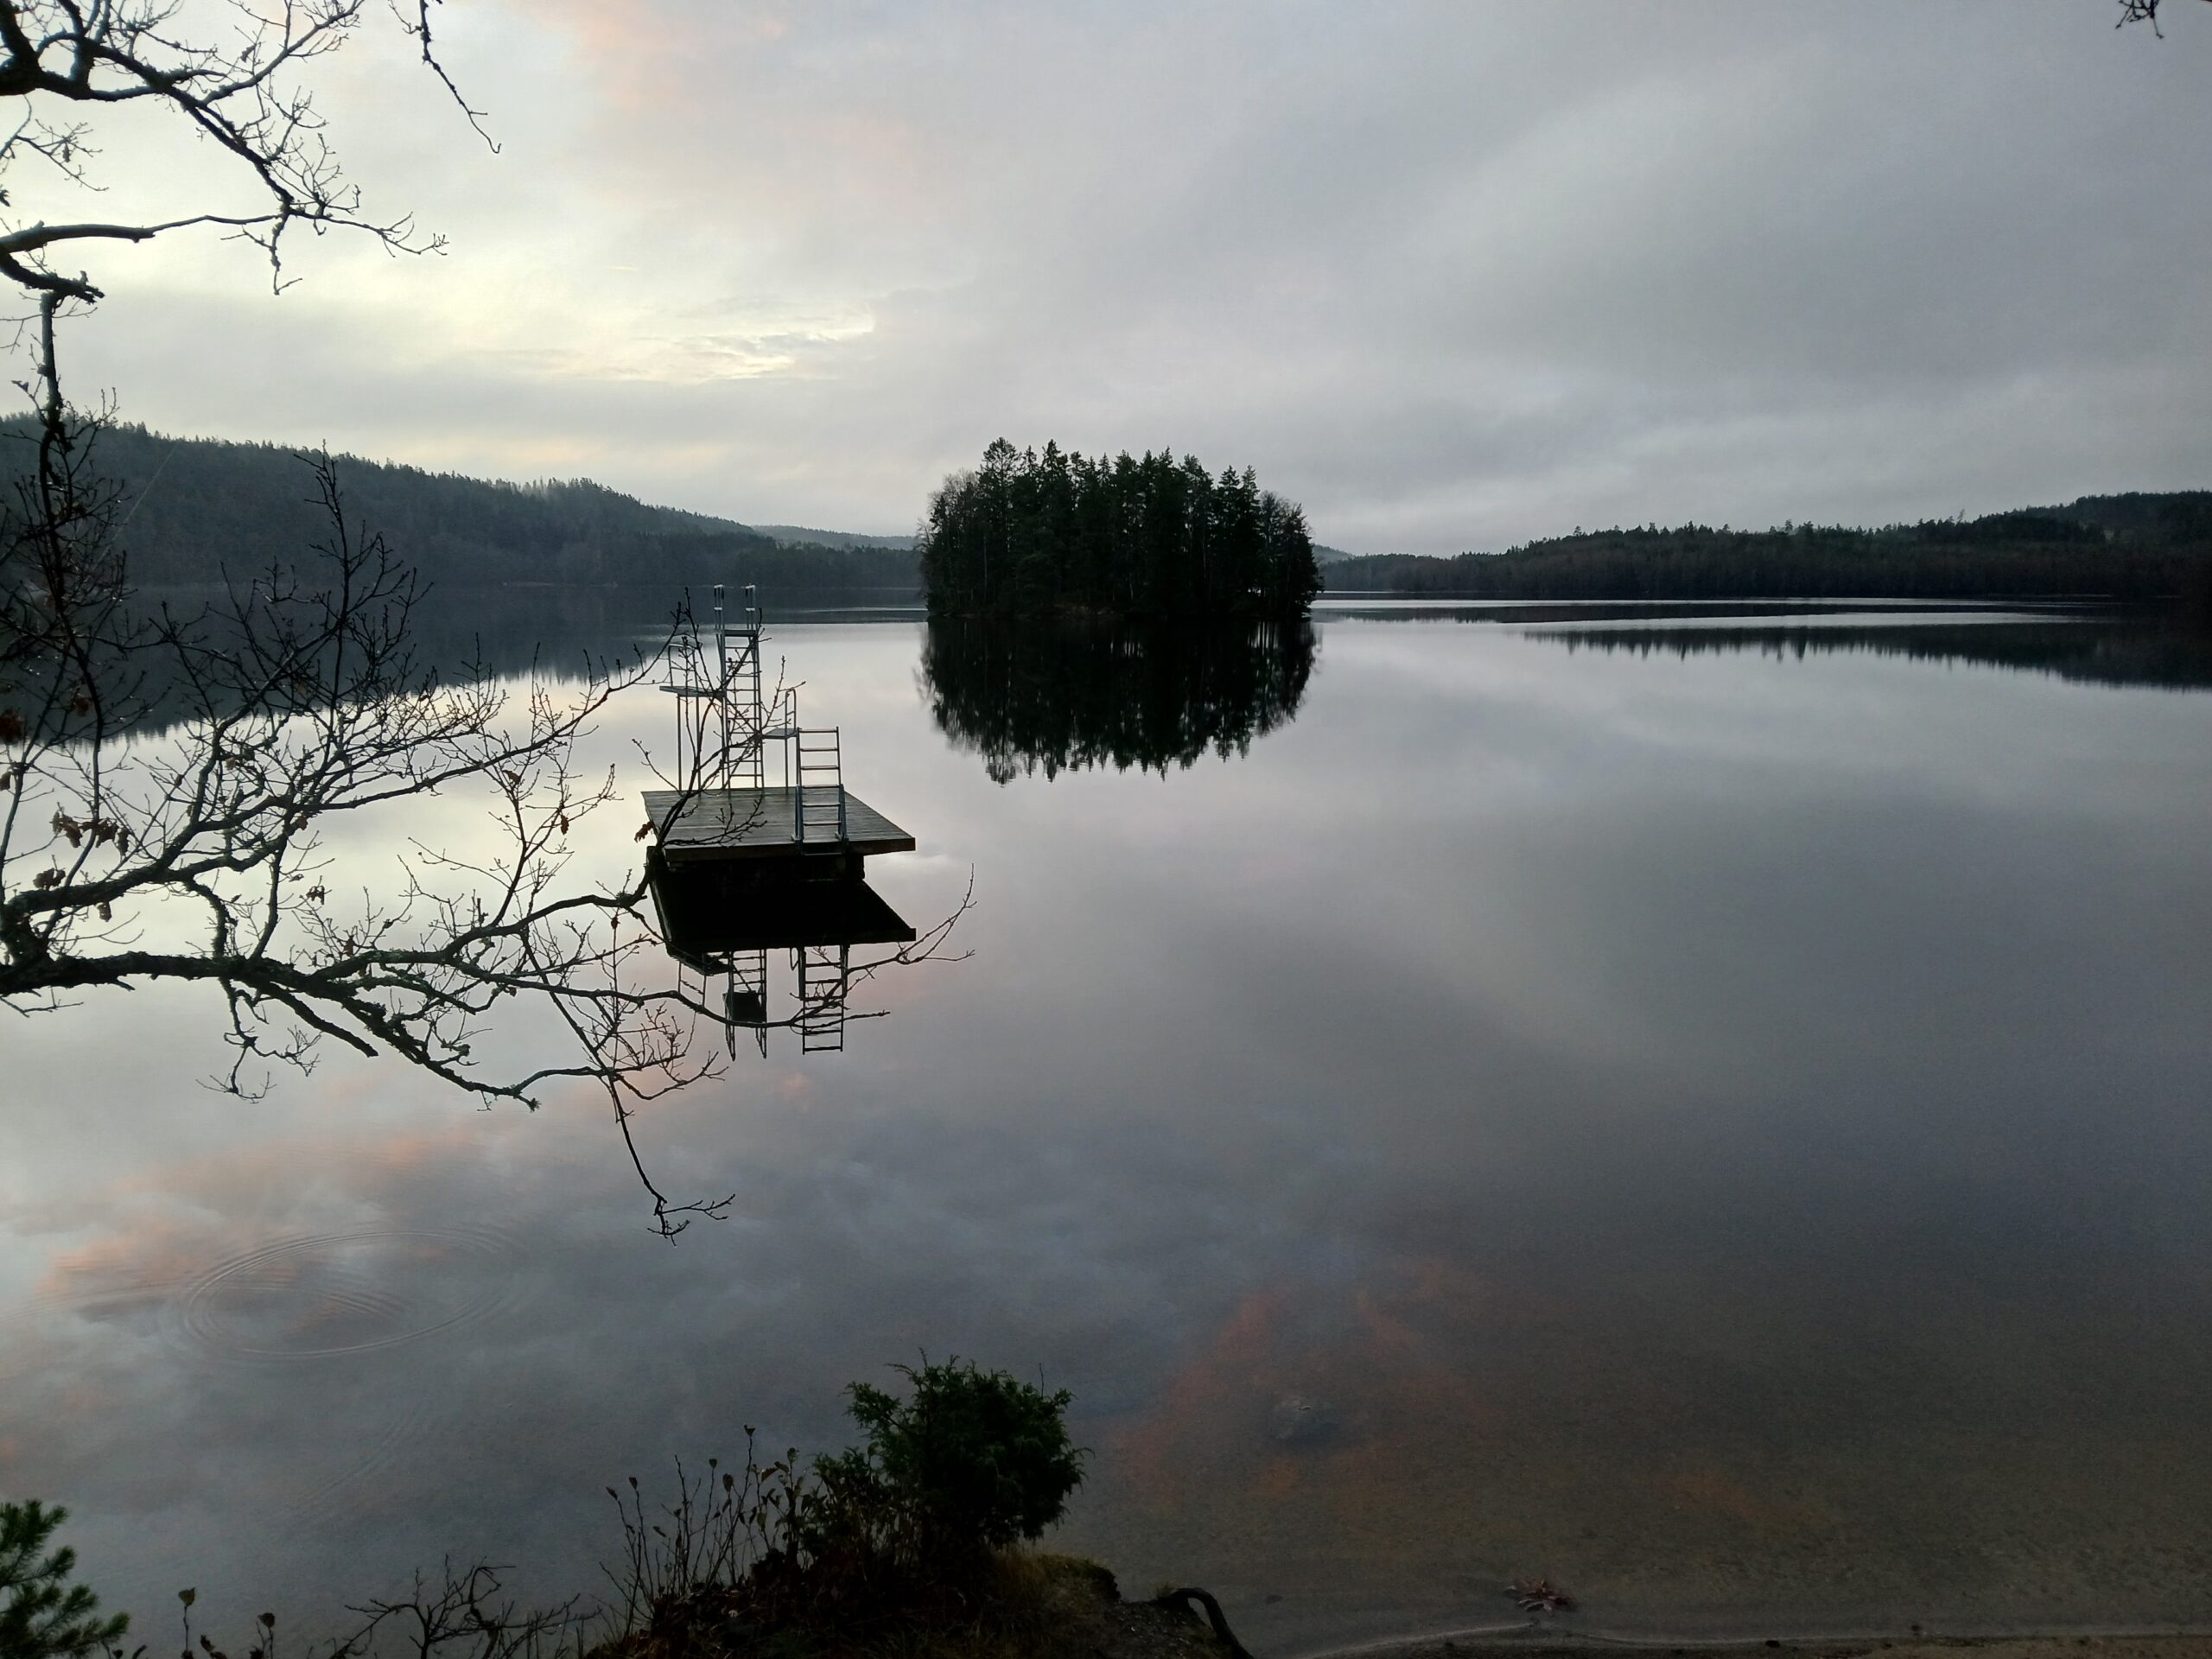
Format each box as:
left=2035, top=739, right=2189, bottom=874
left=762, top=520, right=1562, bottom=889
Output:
left=665, top=583, right=770, bottom=791
left=721, top=622, right=765, bottom=789
left=721, top=950, right=770, bottom=1058
left=795, top=944, right=850, bottom=1053
left=793, top=727, right=848, bottom=847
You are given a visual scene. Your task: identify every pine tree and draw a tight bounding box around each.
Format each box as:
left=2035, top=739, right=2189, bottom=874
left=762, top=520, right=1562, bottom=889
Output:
left=918, top=439, right=1319, bottom=619
left=0, top=1500, right=130, bottom=1659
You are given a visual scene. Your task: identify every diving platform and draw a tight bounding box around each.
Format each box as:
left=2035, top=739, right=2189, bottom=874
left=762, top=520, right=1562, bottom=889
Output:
left=639, top=584, right=924, bottom=1061
left=643, top=787, right=915, bottom=864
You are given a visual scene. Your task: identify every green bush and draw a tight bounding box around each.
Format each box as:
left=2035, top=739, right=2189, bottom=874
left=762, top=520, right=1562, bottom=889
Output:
left=813, top=1359, right=1084, bottom=1560
left=0, top=1500, right=129, bottom=1659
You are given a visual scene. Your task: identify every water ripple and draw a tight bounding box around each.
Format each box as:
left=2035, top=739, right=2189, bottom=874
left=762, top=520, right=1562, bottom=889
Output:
left=178, top=1226, right=519, bottom=1362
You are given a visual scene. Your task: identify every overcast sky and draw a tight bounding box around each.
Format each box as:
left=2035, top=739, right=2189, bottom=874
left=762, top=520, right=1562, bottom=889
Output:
left=45, top=1, right=2212, bottom=554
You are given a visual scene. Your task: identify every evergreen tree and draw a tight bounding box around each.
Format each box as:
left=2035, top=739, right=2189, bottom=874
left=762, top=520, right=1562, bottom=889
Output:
left=0, top=1501, right=129, bottom=1659
left=918, top=439, right=1320, bottom=619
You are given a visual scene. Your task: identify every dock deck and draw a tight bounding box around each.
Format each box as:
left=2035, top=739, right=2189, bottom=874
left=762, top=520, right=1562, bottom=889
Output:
left=643, top=787, right=916, bottom=863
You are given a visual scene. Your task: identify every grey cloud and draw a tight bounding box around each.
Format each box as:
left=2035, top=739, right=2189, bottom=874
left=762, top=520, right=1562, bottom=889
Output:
left=56, top=1, right=2212, bottom=551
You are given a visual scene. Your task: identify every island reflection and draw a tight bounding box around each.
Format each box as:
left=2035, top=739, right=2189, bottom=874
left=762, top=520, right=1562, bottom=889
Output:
left=921, top=618, right=1316, bottom=782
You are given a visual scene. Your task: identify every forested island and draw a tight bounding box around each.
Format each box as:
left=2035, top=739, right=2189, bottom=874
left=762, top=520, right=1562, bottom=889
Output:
left=0, top=422, right=920, bottom=590
left=1325, top=495, right=2212, bottom=603
left=918, top=440, right=1322, bottom=618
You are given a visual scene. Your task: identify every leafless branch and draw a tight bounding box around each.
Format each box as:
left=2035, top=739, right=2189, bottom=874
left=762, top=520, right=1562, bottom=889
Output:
left=0, top=0, right=482, bottom=395
left=0, top=3, right=981, bottom=1236
left=334, top=1560, right=589, bottom=1659
left=2115, top=0, right=2210, bottom=33
left=1, top=428, right=972, bottom=1231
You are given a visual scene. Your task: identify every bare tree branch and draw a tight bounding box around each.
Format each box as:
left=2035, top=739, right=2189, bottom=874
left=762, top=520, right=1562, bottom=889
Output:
left=0, top=433, right=972, bottom=1233
left=0, top=1, right=977, bottom=1237
left=0, top=0, right=478, bottom=374
left=394, top=0, right=496, bottom=152
left=2115, top=0, right=2210, bottom=33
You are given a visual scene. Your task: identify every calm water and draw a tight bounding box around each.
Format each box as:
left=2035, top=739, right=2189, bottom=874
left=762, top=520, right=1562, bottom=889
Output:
left=5, top=605, right=2211, bottom=1655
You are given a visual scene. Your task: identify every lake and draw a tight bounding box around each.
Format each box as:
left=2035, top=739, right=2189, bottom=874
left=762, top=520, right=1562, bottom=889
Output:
left=4, top=601, right=2210, bottom=1656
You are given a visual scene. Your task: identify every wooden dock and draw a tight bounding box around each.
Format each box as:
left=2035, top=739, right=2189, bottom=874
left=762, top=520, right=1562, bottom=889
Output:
left=642, top=787, right=916, bottom=864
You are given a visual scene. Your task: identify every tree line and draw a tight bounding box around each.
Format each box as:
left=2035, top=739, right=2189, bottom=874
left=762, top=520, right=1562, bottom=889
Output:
left=918, top=439, right=1322, bottom=618
left=0, top=421, right=921, bottom=590
left=1326, top=498, right=2212, bottom=604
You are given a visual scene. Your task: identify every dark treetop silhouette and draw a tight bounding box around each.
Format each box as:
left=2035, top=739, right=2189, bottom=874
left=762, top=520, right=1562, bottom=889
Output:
left=919, top=440, right=1321, bottom=620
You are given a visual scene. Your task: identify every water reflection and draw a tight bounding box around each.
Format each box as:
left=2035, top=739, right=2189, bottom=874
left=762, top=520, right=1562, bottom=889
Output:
left=645, top=852, right=918, bottom=1058
left=102, top=586, right=922, bottom=737
left=1530, top=618, right=2212, bottom=691
left=7, top=617, right=2212, bottom=1654
left=391, top=586, right=919, bottom=681
left=921, top=618, right=1315, bottom=781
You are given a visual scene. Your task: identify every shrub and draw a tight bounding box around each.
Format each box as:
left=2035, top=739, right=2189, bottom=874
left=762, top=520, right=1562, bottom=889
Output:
left=603, top=1363, right=1086, bottom=1652
left=813, top=1359, right=1084, bottom=1561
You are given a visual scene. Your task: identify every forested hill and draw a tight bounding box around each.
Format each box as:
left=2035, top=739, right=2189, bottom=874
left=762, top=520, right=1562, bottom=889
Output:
left=1325, top=496, right=2212, bottom=602
left=1, top=423, right=921, bottom=589
left=747, top=524, right=914, bottom=551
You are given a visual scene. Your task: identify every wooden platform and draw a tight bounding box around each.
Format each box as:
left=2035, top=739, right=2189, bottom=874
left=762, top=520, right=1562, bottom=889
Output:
left=643, top=787, right=916, bottom=863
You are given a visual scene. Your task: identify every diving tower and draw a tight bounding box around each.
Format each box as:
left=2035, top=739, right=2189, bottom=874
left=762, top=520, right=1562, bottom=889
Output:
left=643, top=583, right=912, bottom=874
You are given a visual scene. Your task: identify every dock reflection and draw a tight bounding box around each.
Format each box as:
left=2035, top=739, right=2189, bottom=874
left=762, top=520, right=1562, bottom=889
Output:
left=646, top=854, right=918, bottom=1057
